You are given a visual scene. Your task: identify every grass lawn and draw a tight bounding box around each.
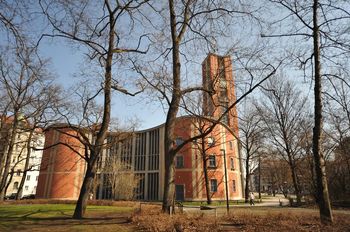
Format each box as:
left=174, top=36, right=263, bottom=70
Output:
left=0, top=203, right=135, bottom=232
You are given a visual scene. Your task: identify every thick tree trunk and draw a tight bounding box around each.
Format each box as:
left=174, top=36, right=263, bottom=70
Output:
left=73, top=163, right=96, bottom=219
left=162, top=0, right=183, bottom=214
left=73, top=9, right=113, bottom=218
left=312, top=0, right=333, bottom=224
left=162, top=149, right=176, bottom=213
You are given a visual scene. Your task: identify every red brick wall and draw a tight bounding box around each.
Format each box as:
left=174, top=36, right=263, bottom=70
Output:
left=36, top=127, right=85, bottom=199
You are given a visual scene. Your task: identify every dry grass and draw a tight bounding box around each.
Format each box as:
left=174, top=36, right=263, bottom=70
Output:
left=221, top=209, right=350, bottom=232
left=133, top=204, right=218, bottom=232
left=133, top=205, right=350, bottom=232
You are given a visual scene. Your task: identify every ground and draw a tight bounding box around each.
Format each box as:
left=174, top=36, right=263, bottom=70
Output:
left=0, top=203, right=136, bottom=232
left=0, top=198, right=349, bottom=231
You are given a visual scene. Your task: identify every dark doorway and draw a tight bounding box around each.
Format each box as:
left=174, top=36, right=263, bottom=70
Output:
left=175, top=184, right=185, bottom=201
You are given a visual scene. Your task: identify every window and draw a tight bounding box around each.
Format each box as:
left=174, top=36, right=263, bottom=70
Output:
left=210, top=179, right=218, bottom=192
left=26, top=175, right=31, bottom=181
left=207, top=137, right=215, bottom=147
left=232, top=180, right=236, bottom=192
left=221, top=103, right=229, bottom=125
left=219, top=89, right=228, bottom=102
left=13, top=182, right=19, bottom=189
left=16, top=169, right=21, bottom=176
left=229, top=141, right=233, bottom=150
left=219, top=77, right=227, bottom=88
left=230, top=157, right=235, bottom=170
left=176, top=155, right=184, bottom=168
left=25, top=186, right=29, bottom=190
left=208, top=155, right=216, bottom=168
left=175, top=138, right=184, bottom=146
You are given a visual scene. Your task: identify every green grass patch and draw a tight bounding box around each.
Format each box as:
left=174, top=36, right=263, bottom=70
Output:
left=0, top=204, right=135, bottom=232
left=0, top=204, right=132, bottom=219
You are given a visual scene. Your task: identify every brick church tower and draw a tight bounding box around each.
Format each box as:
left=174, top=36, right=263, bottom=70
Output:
left=202, top=54, right=239, bottom=136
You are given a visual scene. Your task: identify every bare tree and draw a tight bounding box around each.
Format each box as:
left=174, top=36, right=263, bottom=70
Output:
left=239, top=104, right=265, bottom=202
left=131, top=0, right=282, bottom=213
left=256, top=78, right=309, bottom=205
left=39, top=0, right=150, bottom=219
left=0, top=47, right=57, bottom=200
left=261, top=0, right=350, bottom=223
left=103, top=154, right=139, bottom=200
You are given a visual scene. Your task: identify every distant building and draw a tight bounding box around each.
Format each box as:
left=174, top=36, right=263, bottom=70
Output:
left=36, top=54, right=244, bottom=201
left=0, top=117, right=44, bottom=198
left=251, top=158, right=292, bottom=195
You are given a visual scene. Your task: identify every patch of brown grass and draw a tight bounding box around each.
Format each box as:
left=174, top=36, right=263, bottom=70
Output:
left=133, top=205, right=350, bottom=232
left=133, top=204, right=219, bottom=232
left=222, top=210, right=350, bottom=232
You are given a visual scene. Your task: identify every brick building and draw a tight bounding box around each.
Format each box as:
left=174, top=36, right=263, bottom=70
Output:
left=36, top=53, right=244, bottom=201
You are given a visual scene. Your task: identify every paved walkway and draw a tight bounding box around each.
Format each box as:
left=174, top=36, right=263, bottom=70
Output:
left=239, top=196, right=290, bottom=207
left=180, top=196, right=290, bottom=215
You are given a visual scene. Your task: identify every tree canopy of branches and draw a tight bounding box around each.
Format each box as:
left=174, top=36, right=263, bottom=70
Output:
left=238, top=103, right=265, bottom=202
left=261, top=0, right=350, bottom=224
left=257, top=78, right=309, bottom=205
left=0, top=46, right=59, bottom=200
left=39, top=0, right=150, bottom=219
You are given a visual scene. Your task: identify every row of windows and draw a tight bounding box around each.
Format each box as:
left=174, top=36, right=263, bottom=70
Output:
left=13, top=182, right=37, bottom=190
left=179, top=136, right=235, bottom=151
left=210, top=179, right=236, bottom=192
left=26, top=175, right=39, bottom=181
left=208, top=155, right=235, bottom=170
left=175, top=154, right=235, bottom=170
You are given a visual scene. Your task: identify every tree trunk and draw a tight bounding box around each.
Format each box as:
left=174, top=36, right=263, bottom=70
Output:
left=73, top=9, right=113, bottom=218
left=312, top=0, right=333, bottom=224
left=0, top=112, right=19, bottom=200
left=244, top=156, right=250, bottom=203
left=73, top=163, right=96, bottom=219
left=258, top=155, right=261, bottom=199
left=16, top=130, right=34, bottom=199
left=290, top=164, right=302, bottom=205
left=162, top=148, right=176, bottom=212
left=4, top=169, right=14, bottom=197
left=201, top=138, right=211, bottom=204
left=162, top=0, right=183, bottom=213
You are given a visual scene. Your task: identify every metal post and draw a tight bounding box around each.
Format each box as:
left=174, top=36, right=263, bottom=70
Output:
left=221, top=149, right=229, bottom=214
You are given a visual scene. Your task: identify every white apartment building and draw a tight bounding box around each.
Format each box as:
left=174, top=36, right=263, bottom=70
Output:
left=2, top=124, right=44, bottom=198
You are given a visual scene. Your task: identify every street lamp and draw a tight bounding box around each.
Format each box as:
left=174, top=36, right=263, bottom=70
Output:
left=220, top=149, right=230, bottom=214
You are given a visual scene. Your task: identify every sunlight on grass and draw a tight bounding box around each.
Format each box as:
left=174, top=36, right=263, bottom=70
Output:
left=0, top=204, right=133, bottom=219
left=0, top=204, right=135, bottom=232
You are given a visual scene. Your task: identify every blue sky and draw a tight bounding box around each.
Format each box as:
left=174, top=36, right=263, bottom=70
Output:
left=39, top=40, right=166, bottom=130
